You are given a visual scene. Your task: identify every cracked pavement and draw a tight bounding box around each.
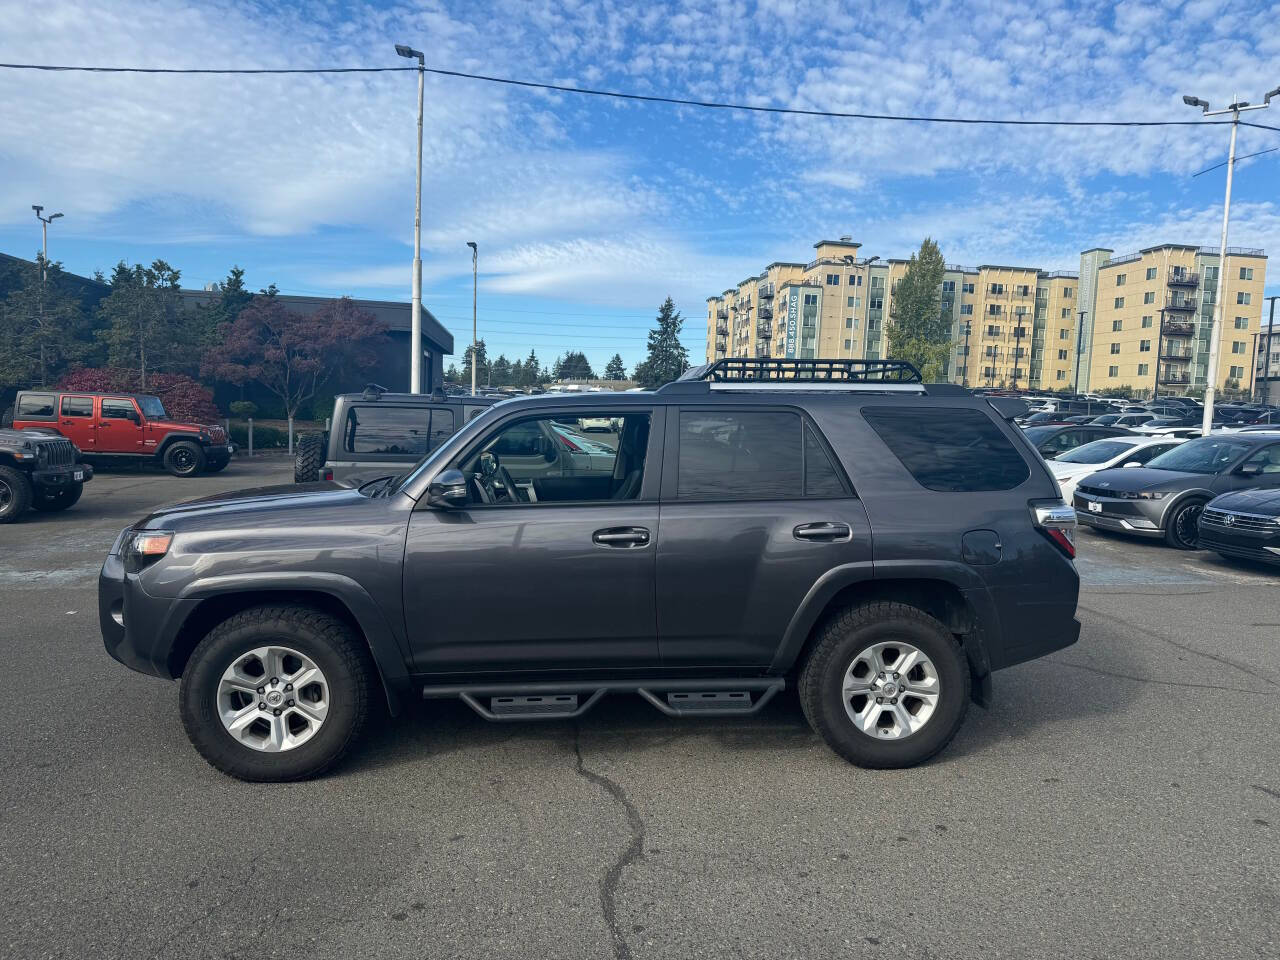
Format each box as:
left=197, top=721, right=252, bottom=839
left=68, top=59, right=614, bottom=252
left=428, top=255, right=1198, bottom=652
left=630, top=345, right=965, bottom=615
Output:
left=1, top=458, right=1278, bottom=959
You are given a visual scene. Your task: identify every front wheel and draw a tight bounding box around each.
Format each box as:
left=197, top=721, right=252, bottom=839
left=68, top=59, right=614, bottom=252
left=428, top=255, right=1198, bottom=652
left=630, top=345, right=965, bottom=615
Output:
left=31, top=483, right=83, bottom=512
left=0, top=465, right=33, bottom=523
left=180, top=605, right=374, bottom=781
left=1164, top=499, right=1205, bottom=550
left=163, top=440, right=206, bottom=477
left=799, top=601, right=970, bottom=769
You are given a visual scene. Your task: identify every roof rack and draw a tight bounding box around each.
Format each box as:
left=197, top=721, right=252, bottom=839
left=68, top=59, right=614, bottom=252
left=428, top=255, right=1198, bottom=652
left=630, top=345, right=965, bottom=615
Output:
left=665, top=358, right=925, bottom=393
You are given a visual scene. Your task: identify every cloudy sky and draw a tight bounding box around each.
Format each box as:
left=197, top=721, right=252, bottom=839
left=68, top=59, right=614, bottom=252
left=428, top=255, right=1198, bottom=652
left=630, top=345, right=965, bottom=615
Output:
left=2, top=0, right=1279, bottom=372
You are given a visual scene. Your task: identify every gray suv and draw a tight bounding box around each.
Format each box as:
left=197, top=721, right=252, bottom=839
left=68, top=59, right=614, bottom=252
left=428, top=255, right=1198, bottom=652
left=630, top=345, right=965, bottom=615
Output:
left=100, top=359, right=1080, bottom=781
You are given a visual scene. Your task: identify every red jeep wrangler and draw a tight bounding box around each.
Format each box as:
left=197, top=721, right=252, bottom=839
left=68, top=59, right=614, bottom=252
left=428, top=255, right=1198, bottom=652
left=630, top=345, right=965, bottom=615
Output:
left=8, top=390, right=234, bottom=477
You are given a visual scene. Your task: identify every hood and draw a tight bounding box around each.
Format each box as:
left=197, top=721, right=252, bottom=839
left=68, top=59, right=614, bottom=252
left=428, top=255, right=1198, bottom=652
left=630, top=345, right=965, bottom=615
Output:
left=138, top=481, right=364, bottom=528
left=1077, top=466, right=1204, bottom=494
left=1208, top=486, right=1280, bottom=514
left=149, top=419, right=227, bottom=440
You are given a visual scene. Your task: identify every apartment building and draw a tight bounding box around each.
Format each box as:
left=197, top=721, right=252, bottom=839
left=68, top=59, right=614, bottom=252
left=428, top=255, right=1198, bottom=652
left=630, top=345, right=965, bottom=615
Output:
left=1077, top=244, right=1268, bottom=396
left=705, top=239, right=1075, bottom=389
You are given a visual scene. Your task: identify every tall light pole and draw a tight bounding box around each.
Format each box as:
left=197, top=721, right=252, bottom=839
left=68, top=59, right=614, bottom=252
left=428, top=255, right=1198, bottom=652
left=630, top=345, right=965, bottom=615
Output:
left=32, top=205, right=63, bottom=281
left=1183, top=87, right=1278, bottom=432
left=466, top=241, right=478, bottom=396
left=861, top=255, right=879, bottom=360
left=1261, top=296, right=1278, bottom=405
left=1073, top=309, right=1087, bottom=395
left=396, top=43, right=426, bottom=393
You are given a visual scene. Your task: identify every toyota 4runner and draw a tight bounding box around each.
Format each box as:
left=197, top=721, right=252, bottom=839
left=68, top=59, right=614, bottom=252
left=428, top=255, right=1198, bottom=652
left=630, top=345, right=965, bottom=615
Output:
left=100, top=359, right=1080, bottom=781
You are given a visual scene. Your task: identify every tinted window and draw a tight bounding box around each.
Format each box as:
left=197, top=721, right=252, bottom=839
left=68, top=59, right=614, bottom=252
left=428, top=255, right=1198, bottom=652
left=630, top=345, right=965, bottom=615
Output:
left=17, top=394, right=55, bottom=417
left=102, top=398, right=138, bottom=420
left=1055, top=438, right=1136, bottom=464
left=804, top=424, right=848, bottom=497
left=864, top=407, right=1030, bottom=491
left=342, top=405, right=456, bottom=456
left=1241, top=443, right=1280, bottom=475
left=678, top=410, right=803, bottom=500
left=1145, top=436, right=1253, bottom=474
left=1128, top=442, right=1178, bottom=465
left=60, top=396, right=94, bottom=417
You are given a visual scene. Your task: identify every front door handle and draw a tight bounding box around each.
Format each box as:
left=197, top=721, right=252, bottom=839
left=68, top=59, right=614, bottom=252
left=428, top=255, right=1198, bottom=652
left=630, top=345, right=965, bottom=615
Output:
left=593, top=526, right=650, bottom=548
left=794, top=521, right=852, bottom=542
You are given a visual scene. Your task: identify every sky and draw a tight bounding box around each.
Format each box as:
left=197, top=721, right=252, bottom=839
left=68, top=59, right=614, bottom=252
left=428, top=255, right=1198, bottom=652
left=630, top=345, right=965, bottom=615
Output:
left=2, top=0, right=1279, bottom=375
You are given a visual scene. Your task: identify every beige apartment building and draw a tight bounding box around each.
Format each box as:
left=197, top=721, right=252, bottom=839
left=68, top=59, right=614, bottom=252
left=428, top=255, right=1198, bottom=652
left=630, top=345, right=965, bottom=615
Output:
left=705, top=238, right=1267, bottom=395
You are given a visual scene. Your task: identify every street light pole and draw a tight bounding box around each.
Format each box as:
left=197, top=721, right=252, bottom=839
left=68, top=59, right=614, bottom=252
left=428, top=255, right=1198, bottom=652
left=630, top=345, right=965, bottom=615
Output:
left=31, top=205, right=63, bottom=387
left=1262, top=296, right=1278, bottom=406
left=396, top=44, right=426, bottom=393
left=466, top=241, right=478, bottom=396
left=1074, top=309, right=1086, bottom=395
left=1183, top=88, right=1278, bottom=432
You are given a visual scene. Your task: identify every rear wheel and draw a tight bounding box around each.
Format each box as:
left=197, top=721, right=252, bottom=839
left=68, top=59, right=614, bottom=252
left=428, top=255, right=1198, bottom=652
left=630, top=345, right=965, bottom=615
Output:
left=0, top=465, right=33, bottom=523
left=31, top=483, right=83, bottom=512
left=179, top=604, right=374, bottom=781
left=294, top=433, right=325, bottom=483
left=1164, top=499, right=1205, bottom=550
left=163, top=440, right=206, bottom=477
left=799, top=601, right=969, bottom=769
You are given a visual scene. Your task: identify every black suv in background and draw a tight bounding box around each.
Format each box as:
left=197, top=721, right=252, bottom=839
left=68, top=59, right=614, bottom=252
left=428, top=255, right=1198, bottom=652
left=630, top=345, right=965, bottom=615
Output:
left=294, top=386, right=497, bottom=486
left=0, top=427, right=92, bottom=523
left=100, top=359, right=1080, bottom=781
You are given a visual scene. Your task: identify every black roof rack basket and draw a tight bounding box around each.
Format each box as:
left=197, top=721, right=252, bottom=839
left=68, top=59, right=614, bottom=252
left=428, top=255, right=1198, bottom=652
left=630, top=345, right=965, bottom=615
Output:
left=677, top=358, right=922, bottom=385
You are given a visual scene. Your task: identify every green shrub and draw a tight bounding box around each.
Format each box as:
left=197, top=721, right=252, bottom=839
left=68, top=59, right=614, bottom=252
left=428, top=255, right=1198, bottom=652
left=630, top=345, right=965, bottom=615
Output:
left=228, top=423, right=288, bottom=449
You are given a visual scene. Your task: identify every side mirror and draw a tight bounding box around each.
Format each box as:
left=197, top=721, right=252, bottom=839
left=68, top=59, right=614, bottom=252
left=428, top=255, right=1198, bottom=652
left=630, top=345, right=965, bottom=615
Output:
left=1122, top=461, right=1142, bottom=468
left=535, top=436, right=556, bottom=462
left=427, top=468, right=469, bottom=507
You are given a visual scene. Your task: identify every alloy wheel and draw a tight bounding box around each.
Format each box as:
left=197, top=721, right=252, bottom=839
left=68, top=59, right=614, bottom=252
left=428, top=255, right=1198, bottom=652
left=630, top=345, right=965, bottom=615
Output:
left=841, top=640, right=941, bottom=740
left=216, top=645, right=330, bottom=752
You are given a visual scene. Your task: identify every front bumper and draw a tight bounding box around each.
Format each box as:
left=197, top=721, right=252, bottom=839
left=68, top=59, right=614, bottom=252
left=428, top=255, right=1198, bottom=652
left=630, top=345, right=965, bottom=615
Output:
left=204, top=443, right=236, bottom=461
left=1073, top=490, right=1164, bottom=538
left=1197, top=517, right=1280, bottom=565
left=99, top=548, right=196, bottom=679
left=33, top=462, right=93, bottom=487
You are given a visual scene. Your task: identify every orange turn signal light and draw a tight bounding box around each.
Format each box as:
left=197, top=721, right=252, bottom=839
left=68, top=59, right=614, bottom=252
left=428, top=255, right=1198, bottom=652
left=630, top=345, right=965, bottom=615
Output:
left=131, top=532, right=173, bottom=556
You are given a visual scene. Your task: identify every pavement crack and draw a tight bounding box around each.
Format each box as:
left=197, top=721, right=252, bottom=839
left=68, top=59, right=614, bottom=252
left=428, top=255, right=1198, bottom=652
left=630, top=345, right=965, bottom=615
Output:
left=1050, top=658, right=1276, bottom=696
left=573, top=725, right=645, bottom=960
left=1253, top=784, right=1280, bottom=801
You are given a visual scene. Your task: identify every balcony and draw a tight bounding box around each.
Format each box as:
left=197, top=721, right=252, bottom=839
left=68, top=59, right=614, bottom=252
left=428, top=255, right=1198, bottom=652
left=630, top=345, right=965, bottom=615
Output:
left=758, top=304, right=774, bottom=320
left=716, top=307, right=728, bottom=320
left=757, top=322, right=773, bottom=340
left=1160, top=344, right=1192, bottom=360
left=1165, top=296, right=1198, bottom=312
left=1159, top=372, right=1191, bottom=385
left=1163, top=320, right=1195, bottom=336
left=1167, top=270, right=1200, bottom=288
left=758, top=284, right=774, bottom=300
left=715, top=322, right=728, bottom=336
left=715, top=338, right=727, bottom=352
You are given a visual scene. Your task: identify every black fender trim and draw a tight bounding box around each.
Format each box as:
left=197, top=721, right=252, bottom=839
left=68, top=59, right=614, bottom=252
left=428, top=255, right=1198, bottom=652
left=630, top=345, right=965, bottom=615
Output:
left=1156, top=487, right=1216, bottom=529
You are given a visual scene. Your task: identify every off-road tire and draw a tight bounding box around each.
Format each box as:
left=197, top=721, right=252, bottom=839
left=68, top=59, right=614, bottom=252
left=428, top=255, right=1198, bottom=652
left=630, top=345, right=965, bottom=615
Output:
left=294, top=433, right=325, bottom=483
left=31, top=483, right=83, bottom=512
left=180, top=604, right=374, bottom=782
left=163, top=440, right=206, bottom=478
left=0, top=465, right=33, bottom=523
left=1164, top=498, right=1205, bottom=550
left=799, top=601, right=970, bottom=769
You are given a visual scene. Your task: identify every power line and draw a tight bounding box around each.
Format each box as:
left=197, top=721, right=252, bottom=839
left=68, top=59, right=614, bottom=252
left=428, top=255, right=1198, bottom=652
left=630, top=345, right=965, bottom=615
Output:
left=0, top=61, right=1253, bottom=129
left=1192, top=146, right=1279, bottom=177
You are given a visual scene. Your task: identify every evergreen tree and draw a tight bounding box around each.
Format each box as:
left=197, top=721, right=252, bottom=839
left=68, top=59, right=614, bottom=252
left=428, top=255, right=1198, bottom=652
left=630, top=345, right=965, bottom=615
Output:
left=632, top=297, right=689, bottom=389
left=490, top=354, right=512, bottom=386
left=96, top=259, right=188, bottom=388
left=0, top=254, right=91, bottom=389
left=553, top=351, right=594, bottom=380
left=461, top=338, right=488, bottom=386
left=444, top=363, right=461, bottom=384
left=604, top=353, right=627, bottom=380
left=887, top=238, right=950, bottom=382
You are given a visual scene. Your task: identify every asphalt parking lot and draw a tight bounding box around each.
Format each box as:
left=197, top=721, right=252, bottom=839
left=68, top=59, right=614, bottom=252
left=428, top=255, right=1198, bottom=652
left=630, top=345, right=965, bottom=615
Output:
left=1, top=458, right=1277, bottom=960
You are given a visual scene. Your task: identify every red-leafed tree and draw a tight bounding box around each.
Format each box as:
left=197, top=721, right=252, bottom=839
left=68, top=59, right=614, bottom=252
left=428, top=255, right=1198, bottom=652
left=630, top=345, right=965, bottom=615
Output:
left=56, top=368, right=220, bottom=422
left=202, top=294, right=387, bottom=440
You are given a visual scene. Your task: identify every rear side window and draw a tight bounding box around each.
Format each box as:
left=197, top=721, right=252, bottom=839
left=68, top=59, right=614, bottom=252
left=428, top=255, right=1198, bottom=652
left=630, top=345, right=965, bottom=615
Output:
left=677, top=410, right=848, bottom=500
left=61, top=396, right=94, bottom=417
left=342, top=405, right=456, bottom=457
left=17, top=394, right=56, bottom=417
left=863, top=406, right=1030, bottom=491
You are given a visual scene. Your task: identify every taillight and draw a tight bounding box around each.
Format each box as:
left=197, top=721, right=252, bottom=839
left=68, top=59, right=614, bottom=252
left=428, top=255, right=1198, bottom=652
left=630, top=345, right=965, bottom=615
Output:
left=1030, top=499, right=1077, bottom=559
left=323, top=468, right=333, bottom=481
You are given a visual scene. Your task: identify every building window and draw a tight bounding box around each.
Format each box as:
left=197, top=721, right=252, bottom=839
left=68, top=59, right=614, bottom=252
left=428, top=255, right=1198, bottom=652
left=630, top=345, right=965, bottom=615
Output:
left=869, top=297, right=883, bottom=310
left=963, top=282, right=975, bottom=294
left=1114, top=297, right=1125, bottom=309
left=1141, top=315, right=1153, bottom=328
left=1112, top=319, right=1123, bottom=331
left=804, top=294, right=818, bottom=305
left=1063, top=287, right=1073, bottom=297
left=988, top=283, right=1005, bottom=295
left=826, top=274, right=839, bottom=285
left=1240, top=267, right=1254, bottom=280
left=1146, top=267, right=1157, bottom=280
left=1138, top=363, right=1149, bottom=376
left=1108, top=365, right=1119, bottom=377
left=1058, top=349, right=1068, bottom=360
left=1229, top=365, right=1245, bottom=379
left=1059, top=328, right=1071, bottom=340
left=1116, top=274, right=1127, bottom=286
left=1056, top=370, right=1066, bottom=381
left=942, top=280, right=956, bottom=293
left=852, top=275, right=862, bottom=286
left=1139, top=339, right=1151, bottom=352
left=1234, top=316, right=1249, bottom=329
left=988, top=304, right=1002, bottom=315
left=1143, top=291, right=1155, bottom=304
left=843, top=338, right=852, bottom=349
left=986, top=324, right=1001, bottom=336
left=1238, top=292, right=1251, bottom=305
left=1110, top=343, right=1121, bottom=354
left=1015, top=284, right=1030, bottom=296
left=1232, top=341, right=1246, bottom=354
left=960, top=303, right=973, bottom=315
left=847, top=296, right=857, bottom=308
left=1204, top=266, right=1219, bottom=281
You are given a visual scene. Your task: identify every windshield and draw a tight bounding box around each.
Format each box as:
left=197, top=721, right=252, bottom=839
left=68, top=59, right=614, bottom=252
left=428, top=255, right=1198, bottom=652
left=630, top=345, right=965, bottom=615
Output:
left=138, top=396, right=166, bottom=419
left=1055, top=439, right=1137, bottom=464
left=1144, top=436, right=1252, bottom=474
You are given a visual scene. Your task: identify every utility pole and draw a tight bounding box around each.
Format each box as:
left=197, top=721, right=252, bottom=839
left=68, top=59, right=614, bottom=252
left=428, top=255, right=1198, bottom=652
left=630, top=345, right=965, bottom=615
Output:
left=962, top=321, right=971, bottom=387
left=1183, top=87, right=1279, bottom=432
left=466, top=241, right=478, bottom=396
left=396, top=44, right=426, bottom=393
left=1153, top=307, right=1165, bottom=400
left=1073, top=309, right=1086, bottom=396
left=1261, top=296, right=1278, bottom=405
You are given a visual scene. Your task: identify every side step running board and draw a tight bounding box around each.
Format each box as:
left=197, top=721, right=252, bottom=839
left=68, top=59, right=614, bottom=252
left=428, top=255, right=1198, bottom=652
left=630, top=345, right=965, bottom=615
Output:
left=423, top=678, right=784, bottom=722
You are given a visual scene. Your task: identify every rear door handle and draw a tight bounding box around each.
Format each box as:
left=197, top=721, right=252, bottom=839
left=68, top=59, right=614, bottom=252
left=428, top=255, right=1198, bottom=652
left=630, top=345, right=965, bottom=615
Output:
left=794, top=522, right=852, bottom=542
left=593, top=526, right=650, bottom=548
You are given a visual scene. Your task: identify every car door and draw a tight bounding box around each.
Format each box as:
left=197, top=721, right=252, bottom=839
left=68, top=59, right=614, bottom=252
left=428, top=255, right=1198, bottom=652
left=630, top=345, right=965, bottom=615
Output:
left=1214, top=442, right=1280, bottom=494
left=401, top=406, right=664, bottom=675
left=57, top=395, right=97, bottom=451
left=655, top=407, right=873, bottom=667
left=99, top=397, right=145, bottom=452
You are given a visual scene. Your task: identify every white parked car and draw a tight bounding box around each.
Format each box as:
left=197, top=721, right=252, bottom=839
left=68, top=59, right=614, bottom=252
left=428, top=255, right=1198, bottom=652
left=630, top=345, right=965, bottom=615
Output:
left=577, top=416, right=618, bottom=432
left=1049, top=435, right=1186, bottom=501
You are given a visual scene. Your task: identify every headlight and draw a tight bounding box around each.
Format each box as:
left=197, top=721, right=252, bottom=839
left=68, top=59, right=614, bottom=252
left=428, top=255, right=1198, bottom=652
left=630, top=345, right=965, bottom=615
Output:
left=1118, top=490, right=1165, bottom=500
left=123, top=530, right=174, bottom=573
